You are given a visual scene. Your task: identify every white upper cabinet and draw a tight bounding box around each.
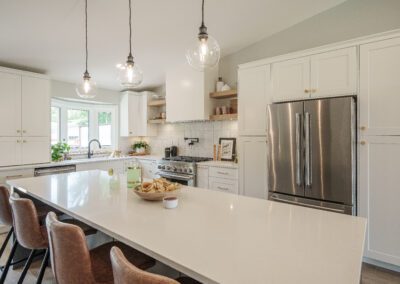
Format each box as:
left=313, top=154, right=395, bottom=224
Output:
left=238, top=65, right=271, bottom=136
left=22, top=76, right=50, bottom=137
left=272, top=57, right=310, bottom=102
left=310, top=47, right=357, bottom=97
left=166, top=64, right=217, bottom=122
left=360, top=37, right=400, bottom=136
left=359, top=136, right=400, bottom=266
left=272, top=47, right=357, bottom=101
left=120, top=91, right=155, bottom=137
left=238, top=136, right=267, bottom=199
left=0, top=72, right=21, bottom=137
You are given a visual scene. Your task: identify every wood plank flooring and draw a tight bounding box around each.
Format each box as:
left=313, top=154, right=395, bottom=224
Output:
left=1, top=233, right=400, bottom=283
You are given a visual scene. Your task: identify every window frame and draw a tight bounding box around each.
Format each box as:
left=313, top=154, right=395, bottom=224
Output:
left=51, top=99, right=118, bottom=150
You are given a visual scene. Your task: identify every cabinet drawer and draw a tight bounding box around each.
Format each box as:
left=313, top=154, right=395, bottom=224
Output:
left=209, top=177, right=238, bottom=194
left=209, top=167, right=238, bottom=180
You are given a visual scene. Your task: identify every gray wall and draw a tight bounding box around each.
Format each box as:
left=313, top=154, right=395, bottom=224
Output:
left=220, top=0, right=400, bottom=87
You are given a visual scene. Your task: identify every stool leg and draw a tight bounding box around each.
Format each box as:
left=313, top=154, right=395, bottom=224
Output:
left=17, top=249, right=36, bottom=284
left=36, top=249, right=49, bottom=284
left=0, top=228, right=13, bottom=260
left=0, top=238, right=18, bottom=283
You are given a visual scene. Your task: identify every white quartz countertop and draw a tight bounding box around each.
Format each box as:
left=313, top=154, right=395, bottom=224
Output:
left=7, top=170, right=366, bottom=284
left=196, top=160, right=238, bottom=168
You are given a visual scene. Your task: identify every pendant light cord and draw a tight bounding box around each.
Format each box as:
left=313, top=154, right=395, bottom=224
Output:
left=129, top=0, right=133, bottom=58
left=85, top=0, right=88, bottom=74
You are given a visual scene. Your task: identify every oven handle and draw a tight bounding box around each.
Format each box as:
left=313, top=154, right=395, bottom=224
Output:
left=156, top=172, right=194, bottom=181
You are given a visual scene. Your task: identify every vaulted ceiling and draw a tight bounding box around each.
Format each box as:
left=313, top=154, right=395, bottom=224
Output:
left=0, top=0, right=347, bottom=90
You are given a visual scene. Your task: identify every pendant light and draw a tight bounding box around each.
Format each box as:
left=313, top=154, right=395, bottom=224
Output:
left=117, top=0, right=143, bottom=88
left=76, top=0, right=97, bottom=99
left=186, top=0, right=220, bottom=70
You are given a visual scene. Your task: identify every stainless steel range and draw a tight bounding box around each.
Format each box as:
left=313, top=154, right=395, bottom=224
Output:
left=156, top=156, right=212, bottom=186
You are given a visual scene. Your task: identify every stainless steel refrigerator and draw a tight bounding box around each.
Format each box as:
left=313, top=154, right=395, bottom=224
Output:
left=267, top=96, right=356, bottom=215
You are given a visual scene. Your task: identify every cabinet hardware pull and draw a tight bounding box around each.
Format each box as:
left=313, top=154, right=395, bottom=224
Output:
left=360, top=141, right=366, bottom=145
left=360, top=126, right=366, bottom=131
left=304, top=89, right=310, bottom=93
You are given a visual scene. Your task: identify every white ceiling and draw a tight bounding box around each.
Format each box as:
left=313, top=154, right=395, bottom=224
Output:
left=0, top=0, right=346, bottom=91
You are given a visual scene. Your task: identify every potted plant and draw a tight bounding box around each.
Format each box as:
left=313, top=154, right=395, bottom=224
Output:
left=132, top=141, right=149, bottom=154
left=51, top=141, right=71, bottom=162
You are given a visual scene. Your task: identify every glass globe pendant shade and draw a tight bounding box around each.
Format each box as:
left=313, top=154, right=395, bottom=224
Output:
left=117, top=61, right=143, bottom=88
left=186, top=34, right=220, bottom=70
left=76, top=72, right=97, bottom=99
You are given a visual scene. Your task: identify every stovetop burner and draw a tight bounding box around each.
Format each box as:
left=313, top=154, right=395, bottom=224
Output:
left=163, top=156, right=212, bottom=163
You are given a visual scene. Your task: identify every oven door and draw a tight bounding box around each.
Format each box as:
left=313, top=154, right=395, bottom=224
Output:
left=156, top=172, right=195, bottom=187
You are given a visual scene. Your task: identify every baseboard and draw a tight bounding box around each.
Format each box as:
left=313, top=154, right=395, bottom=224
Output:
left=363, top=257, right=400, bottom=273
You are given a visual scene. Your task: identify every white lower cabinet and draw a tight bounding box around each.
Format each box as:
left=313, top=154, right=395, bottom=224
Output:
left=196, top=165, right=209, bottom=189
left=209, top=177, right=238, bottom=194
left=238, top=136, right=268, bottom=199
left=359, top=136, right=400, bottom=266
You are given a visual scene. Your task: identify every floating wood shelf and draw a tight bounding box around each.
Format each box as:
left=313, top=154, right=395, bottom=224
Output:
left=210, top=90, right=237, bottom=99
left=148, top=99, right=166, bottom=107
left=148, top=118, right=166, bottom=124
left=209, top=113, right=238, bottom=121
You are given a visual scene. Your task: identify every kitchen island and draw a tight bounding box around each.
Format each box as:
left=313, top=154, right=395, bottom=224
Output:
left=7, top=170, right=366, bottom=284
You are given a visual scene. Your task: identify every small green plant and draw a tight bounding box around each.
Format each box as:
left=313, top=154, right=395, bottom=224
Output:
left=51, top=141, right=71, bottom=162
left=132, top=141, right=149, bottom=151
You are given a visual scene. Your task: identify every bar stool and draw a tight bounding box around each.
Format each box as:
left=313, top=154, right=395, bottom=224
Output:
left=46, top=212, right=155, bottom=284
left=110, top=247, right=201, bottom=284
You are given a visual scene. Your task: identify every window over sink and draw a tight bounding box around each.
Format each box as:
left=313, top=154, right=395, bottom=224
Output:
left=51, top=99, right=117, bottom=150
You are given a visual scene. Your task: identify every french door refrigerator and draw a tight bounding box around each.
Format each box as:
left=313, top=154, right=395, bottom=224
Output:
left=267, top=96, right=356, bottom=215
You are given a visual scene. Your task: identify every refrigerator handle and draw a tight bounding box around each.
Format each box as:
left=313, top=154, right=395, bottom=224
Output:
left=305, top=112, right=312, bottom=188
left=295, top=113, right=302, bottom=186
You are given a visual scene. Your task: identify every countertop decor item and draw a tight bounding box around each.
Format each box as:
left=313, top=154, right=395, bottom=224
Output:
left=219, top=138, right=236, bottom=161
left=186, top=0, right=220, bottom=70
left=76, top=0, right=97, bottom=99
left=51, top=142, right=71, bottom=162
left=116, top=0, right=143, bottom=87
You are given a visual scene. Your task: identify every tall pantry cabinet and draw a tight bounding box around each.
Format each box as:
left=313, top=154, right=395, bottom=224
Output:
left=0, top=68, right=50, bottom=166
left=237, top=65, right=270, bottom=199
left=359, top=36, right=400, bottom=267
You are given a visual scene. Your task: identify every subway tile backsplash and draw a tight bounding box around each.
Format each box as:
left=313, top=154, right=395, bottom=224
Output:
left=148, top=120, right=238, bottom=157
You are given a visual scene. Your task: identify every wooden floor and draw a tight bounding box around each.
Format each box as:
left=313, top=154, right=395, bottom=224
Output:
left=1, top=234, right=400, bottom=283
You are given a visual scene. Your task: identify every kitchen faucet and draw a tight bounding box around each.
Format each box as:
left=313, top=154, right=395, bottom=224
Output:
left=88, top=139, right=102, bottom=159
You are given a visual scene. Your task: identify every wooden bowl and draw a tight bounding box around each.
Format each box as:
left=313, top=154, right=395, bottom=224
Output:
left=133, top=185, right=181, bottom=201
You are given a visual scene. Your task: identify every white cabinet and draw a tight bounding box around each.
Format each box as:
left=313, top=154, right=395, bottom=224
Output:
left=0, top=72, right=21, bottom=137
left=272, top=47, right=357, bottom=101
left=359, top=136, right=400, bottom=266
left=360, top=37, right=400, bottom=136
left=310, top=47, right=357, bottom=97
left=120, top=91, right=155, bottom=137
left=238, top=65, right=271, bottom=136
left=238, top=136, right=268, bottom=199
left=209, top=177, right=238, bottom=195
left=139, top=159, right=157, bottom=179
left=166, top=64, right=217, bottom=122
left=272, top=57, right=310, bottom=102
left=21, top=76, right=50, bottom=137
left=0, top=137, right=22, bottom=166
left=196, top=165, right=209, bottom=189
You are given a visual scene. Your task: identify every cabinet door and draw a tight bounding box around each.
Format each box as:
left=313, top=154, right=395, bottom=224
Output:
left=272, top=57, right=310, bottom=102
left=0, top=138, right=22, bottom=166
left=21, top=76, right=50, bottom=137
left=359, top=136, right=400, bottom=266
left=21, top=137, right=50, bottom=165
left=0, top=72, right=21, bottom=136
left=238, top=65, right=270, bottom=136
left=239, top=136, right=267, bottom=199
left=310, top=47, right=357, bottom=97
left=360, top=37, right=400, bottom=136
left=196, top=166, right=209, bottom=188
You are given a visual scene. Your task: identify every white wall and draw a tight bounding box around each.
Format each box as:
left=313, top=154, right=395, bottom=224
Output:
left=219, top=0, right=400, bottom=87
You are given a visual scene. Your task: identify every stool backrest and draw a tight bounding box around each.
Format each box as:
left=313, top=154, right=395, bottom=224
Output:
left=9, top=195, right=47, bottom=249
left=46, top=212, right=96, bottom=284
left=110, top=246, right=179, bottom=284
left=0, top=186, right=13, bottom=227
